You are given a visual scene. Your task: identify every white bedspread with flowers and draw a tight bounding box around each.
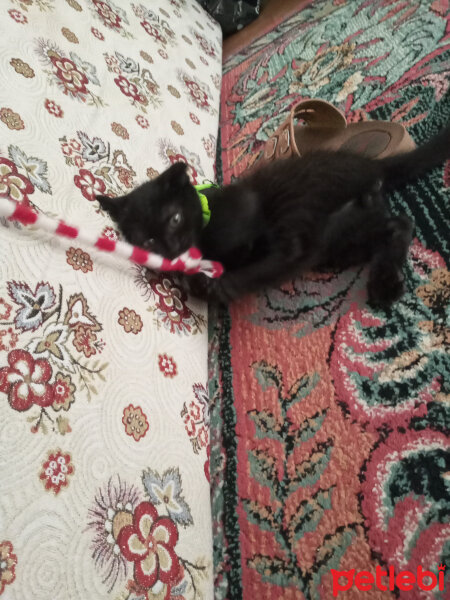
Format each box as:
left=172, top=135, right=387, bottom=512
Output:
left=0, top=1, right=221, bottom=598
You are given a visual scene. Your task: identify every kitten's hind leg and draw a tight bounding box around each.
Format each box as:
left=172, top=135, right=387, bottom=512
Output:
left=367, top=214, right=413, bottom=308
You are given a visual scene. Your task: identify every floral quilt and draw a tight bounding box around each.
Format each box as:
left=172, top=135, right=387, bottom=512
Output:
left=212, top=1, right=450, bottom=598
left=0, top=1, right=221, bottom=599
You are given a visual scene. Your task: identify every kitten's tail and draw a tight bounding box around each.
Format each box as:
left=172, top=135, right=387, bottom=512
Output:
left=380, top=125, right=450, bottom=187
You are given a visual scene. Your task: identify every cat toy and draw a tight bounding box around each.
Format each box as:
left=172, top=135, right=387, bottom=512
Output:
left=0, top=197, right=224, bottom=278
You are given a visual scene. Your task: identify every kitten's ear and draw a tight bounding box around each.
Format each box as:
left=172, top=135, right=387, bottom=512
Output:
left=97, top=194, right=125, bottom=220
left=167, top=161, right=190, bottom=186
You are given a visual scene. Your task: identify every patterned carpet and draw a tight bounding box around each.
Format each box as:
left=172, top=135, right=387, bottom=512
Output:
left=210, top=1, right=450, bottom=598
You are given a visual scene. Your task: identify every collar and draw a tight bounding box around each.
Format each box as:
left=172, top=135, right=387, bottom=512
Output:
left=194, top=182, right=218, bottom=227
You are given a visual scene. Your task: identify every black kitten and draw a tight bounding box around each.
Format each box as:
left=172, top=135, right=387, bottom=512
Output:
left=98, top=126, right=450, bottom=307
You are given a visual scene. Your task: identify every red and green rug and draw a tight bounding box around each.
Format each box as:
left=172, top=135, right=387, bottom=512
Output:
left=210, top=1, right=450, bottom=598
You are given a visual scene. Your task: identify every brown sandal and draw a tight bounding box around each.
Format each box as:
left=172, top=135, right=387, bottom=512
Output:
left=263, top=99, right=416, bottom=163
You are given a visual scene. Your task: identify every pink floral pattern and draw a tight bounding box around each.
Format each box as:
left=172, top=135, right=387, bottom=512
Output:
left=105, top=51, right=161, bottom=113
left=0, top=349, right=54, bottom=411
left=73, top=325, right=98, bottom=357
left=36, top=38, right=104, bottom=107
left=151, top=276, right=198, bottom=335
left=114, top=75, right=143, bottom=102
left=141, top=21, right=166, bottom=44
left=8, top=9, right=27, bottom=24
left=61, top=132, right=137, bottom=198
left=0, top=298, right=13, bottom=321
left=185, top=79, right=209, bottom=108
left=0, top=157, right=34, bottom=206
left=87, top=471, right=204, bottom=595
left=102, top=226, right=119, bottom=241
left=39, top=449, right=74, bottom=494
left=44, top=99, right=63, bottom=118
left=178, top=69, right=217, bottom=116
left=50, top=56, right=89, bottom=97
left=92, top=0, right=123, bottom=32
left=136, top=115, right=149, bottom=129
left=134, top=3, right=176, bottom=50
left=158, top=354, right=177, bottom=378
left=151, top=277, right=189, bottom=326
left=1, top=281, right=106, bottom=435
left=134, top=270, right=206, bottom=336
left=74, top=168, right=106, bottom=200
left=193, top=31, right=217, bottom=58
left=180, top=383, right=209, bottom=453
left=202, top=134, right=216, bottom=159
left=91, top=27, right=105, bottom=40
left=117, top=501, right=180, bottom=589
left=0, top=328, right=19, bottom=353
left=0, top=541, right=17, bottom=595
left=52, top=373, right=75, bottom=411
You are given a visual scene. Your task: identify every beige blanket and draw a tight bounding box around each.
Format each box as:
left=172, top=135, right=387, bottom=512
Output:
left=0, top=1, right=221, bottom=598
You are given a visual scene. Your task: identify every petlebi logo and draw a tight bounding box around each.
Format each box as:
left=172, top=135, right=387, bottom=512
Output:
left=331, top=564, right=446, bottom=596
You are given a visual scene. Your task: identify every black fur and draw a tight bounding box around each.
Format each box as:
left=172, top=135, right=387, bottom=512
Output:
left=97, top=162, right=203, bottom=259
left=98, top=127, right=450, bottom=307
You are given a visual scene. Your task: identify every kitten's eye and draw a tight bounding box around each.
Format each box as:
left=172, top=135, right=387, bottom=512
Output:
left=169, top=212, right=182, bottom=228
left=143, top=238, right=155, bottom=250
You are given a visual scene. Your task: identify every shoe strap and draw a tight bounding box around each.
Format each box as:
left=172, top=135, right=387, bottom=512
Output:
left=264, top=98, right=347, bottom=161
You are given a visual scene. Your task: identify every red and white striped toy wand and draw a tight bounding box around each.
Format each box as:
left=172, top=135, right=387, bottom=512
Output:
left=0, top=197, right=224, bottom=278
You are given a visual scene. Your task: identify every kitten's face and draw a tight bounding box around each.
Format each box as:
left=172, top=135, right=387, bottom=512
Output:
left=97, top=162, right=203, bottom=259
